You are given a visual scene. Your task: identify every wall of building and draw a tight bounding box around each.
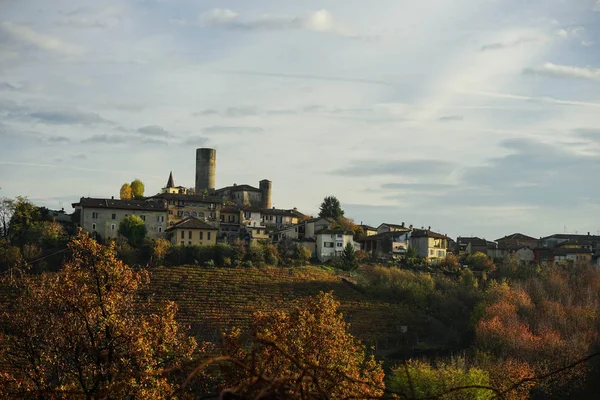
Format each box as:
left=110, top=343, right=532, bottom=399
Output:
left=81, top=207, right=167, bottom=241
left=169, top=227, right=217, bottom=246
left=315, top=232, right=353, bottom=262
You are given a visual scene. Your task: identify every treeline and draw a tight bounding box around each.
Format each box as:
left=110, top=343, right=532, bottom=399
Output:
left=356, top=262, right=600, bottom=398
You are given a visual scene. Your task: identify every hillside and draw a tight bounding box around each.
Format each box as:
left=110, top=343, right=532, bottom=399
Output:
left=140, top=265, right=415, bottom=352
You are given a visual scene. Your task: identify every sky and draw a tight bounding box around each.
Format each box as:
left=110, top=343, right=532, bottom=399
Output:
left=1, top=0, right=600, bottom=241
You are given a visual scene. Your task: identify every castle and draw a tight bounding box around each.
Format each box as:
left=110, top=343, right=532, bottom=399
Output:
left=164, top=148, right=272, bottom=209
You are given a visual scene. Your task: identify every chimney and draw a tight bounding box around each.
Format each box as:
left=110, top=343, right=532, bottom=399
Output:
left=428, top=226, right=431, bottom=231
left=111, top=196, right=114, bottom=200
left=401, top=222, right=405, bottom=227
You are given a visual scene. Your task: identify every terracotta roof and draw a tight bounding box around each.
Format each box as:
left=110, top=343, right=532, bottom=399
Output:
left=495, top=233, right=537, bottom=242
left=457, top=237, right=487, bottom=246
left=378, top=223, right=409, bottom=230
left=149, top=193, right=221, bottom=203
left=166, top=217, right=218, bottom=231
left=73, top=197, right=167, bottom=212
left=357, top=231, right=409, bottom=242
left=411, top=228, right=448, bottom=239
left=216, top=184, right=261, bottom=193
left=360, top=224, right=377, bottom=231
left=262, top=208, right=305, bottom=217
left=318, top=228, right=353, bottom=235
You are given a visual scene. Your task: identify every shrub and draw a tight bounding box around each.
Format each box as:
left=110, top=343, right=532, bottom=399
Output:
left=204, top=259, right=215, bottom=267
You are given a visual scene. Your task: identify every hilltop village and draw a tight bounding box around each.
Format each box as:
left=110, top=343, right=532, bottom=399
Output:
left=70, top=147, right=600, bottom=267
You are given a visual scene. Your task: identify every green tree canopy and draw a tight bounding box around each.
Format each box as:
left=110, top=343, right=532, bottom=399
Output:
left=318, top=195, right=344, bottom=220
left=130, top=179, right=145, bottom=199
left=120, top=183, right=133, bottom=200
left=340, top=242, right=359, bottom=272
left=118, top=215, right=147, bottom=247
left=8, top=196, right=41, bottom=246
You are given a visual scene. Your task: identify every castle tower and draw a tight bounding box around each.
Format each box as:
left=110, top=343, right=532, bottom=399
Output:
left=259, top=179, right=272, bottom=209
left=195, top=148, right=216, bottom=194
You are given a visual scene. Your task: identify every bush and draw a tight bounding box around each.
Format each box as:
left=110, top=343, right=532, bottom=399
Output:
left=243, top=260, right=253, bottom=268
left=204, top=259, right=215, bottom=267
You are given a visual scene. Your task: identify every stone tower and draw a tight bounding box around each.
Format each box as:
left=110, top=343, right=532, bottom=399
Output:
left=195, top=148, right=216, bottom=194
left=259, top=179, right=272, bottom=209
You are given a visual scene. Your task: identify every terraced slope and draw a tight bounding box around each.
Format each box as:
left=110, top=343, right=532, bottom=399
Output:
left=140, top=266, right=413, bottom=349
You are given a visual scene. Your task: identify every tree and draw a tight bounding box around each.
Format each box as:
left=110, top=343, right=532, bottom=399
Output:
left=118, top=215, right=147, bottom=247
left=0, top=232, right=197, bottom=397
left=0, top=197, right=14, bottom=238
left=219, top=291, right=385, bottom=398
left=130, top=179, right=145, bottom=199
left=340, top=242, right=359, bottom=271
left=120, top=183, right=133, bottom=200
left=466, top=252, right=496, bottom=272
left=8, top=196, right=41, bottom=247
left=152, top=237, right=170, bottom=266
left=318, top=195, right=344, bottom=220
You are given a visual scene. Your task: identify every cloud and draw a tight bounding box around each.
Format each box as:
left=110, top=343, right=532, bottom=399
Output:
left=479, top=37, right=543, bottom=52
left=0, top=82, right=19, bottom=91
left=595, top=1, right=600, bottom=11
left=202, top=125, right=263, bottom=134
left=332, top=160, right=455, bottom=177
left=194, top=109, right=218, bottom=116
left=465, top=90, right=600, bottom=108
left=46, top=136, right=71, bottom=143
left=218, top=69, right=396, bottom=86
left=439, top=115, right=464, bottom=122
left=82, top=134, right=129, bottom=144
left=556, top=27, right=591, bottom=46
left=0, top=22, right=83, bottom=56
left=28, top=110, right=113, bottom=125
left=225, top=107, right=259, bottom=117
left=381, top=183, right=456, bottom=191
left=181, top=136, right=209, bottom=146
left=137, top=125, right=169, bottom=137
left=197, top=8, right=356, bottom=37
left=523, top=62, right=600, bottom=82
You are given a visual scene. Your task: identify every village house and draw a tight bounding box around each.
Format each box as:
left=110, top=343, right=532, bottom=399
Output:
left=359, top=230, right=411, bottom=260
left=72, top=197, right=168, bottom=242
left=166, top=217, right=218, bottom=246
left=456, top=237, right=489, bottom=256
left=359, top=224, right=377, bottom=236
left=149, top=192, right=220, bottom=228
left=495, top=233, right=538, bottom=251
left=315, top=228, right=355, bottom=262
left=410, top=228, right=448, bottom=260
left=262, top=207, right=306, bottom=230
left=376, top=222, right=410, bottom=234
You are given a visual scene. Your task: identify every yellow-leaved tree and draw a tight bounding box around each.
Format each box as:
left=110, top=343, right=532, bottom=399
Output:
left=218, top=291, right=385, bottom=399
left=0, top=231, right=198, bottom=398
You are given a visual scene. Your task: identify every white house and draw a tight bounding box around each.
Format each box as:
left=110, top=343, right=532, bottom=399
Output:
left=315, top=228, right=354, bottom=262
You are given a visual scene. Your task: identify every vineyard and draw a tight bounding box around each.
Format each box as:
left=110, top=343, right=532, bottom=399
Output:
left=140, top=265, right=417, bottom=353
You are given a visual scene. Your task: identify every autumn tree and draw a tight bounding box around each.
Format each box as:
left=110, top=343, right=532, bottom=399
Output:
left=131, top=178, right=145, bottom=199
left=0, top=232, right=197, bottom=398
left=318, top=195, right=344, bottom=220
left=118, top=214, right=147, bottom=247
left=8, top=196, right=41, bottom=247
left=341, top=242, right=359, bottom=272
left=120, top=183, right=133, bottom=200
left=219, top=291, right=385, bottom=398
left=466, top=252, right=496, bottom=272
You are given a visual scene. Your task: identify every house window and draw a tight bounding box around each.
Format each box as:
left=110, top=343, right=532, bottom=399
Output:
left=276, top=216, right=282, bottom=223
left=158, top=226, right=162, bottom=233
left=92, top=212, right=98, bottom=219
left=229, top=215, right=235, bottom=222
left=111, top=213, right=116, bottom=220
left=92, top=223, right=96, bottom=230
left=181, top=231, right=185, bottom=239
left=437, top=250, right=443, bottom=257
left=337, top=234, right=343, bottom=239
left=429, top=249, right=434, bottom=256
left=191, top=212, right=197, bottom=217
left=245, top=212, right=251, bottom=219
left=207, top=232, right=211, bottom=240
left=337, top=242, right=343, bottom=247
left=324, top=242, right=334, bottom=248
left=188, top=241, right=192, bottom=245
left=220, top=215, right=224, bottom=222
left=111, top=224, right=115, bottom=230
left=157, top=216, right=164, bottom=222
left=199, top=231, right=203, bottom=240
left=188, top=231, right=192, bottom=239
left=141, top=215, right=146, bottom=221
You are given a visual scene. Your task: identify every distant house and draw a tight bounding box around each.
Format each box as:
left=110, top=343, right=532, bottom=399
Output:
left=271, top=217, right=332, bottom=243
left=409, top=229, right=448, bottom=260
left=148, top=192, right=220, bottom=228
left=513, top=247, right=535, bottom=263
left=358, top=231, right=411, bottom=260
left=161, top=171, right=192, bottom=195
left=376, top=222, right=410, bottom=235
left=315, top=228, right=354, bottom=262
left=219, top=206, right=242, bottom=242
left=72, top=197, right=167, bottom=242
left=166, top=217, right=218, bottom=246
left=262, top=208, right=305, bottom=229
left=536, top=233, right=600, bottom=265
left=553, top=247, right=592, bottom=266
left=457, top=237, right=488, bottom=255
left=359, top=224, right=377, bottom=237
left=495, top=233, right=538, bottom=251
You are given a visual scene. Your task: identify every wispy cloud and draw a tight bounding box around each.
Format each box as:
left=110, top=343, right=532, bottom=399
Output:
left=82, top=134, right=128, bottom=144
left=0, top=22, right=83, bottom=55
left=0, top=82, right=19, bottom=91
left=465, top=90, right=600, bottom=108
left=202, top=125, right=263, bottom=134
left=438, top=115, right=464, bottom=122
left=479, top=37, right=543, bottom=52
left=196, top=8, right=357, bottom=38
left=28, top=110, right=113, bottom=125
left=523, top=62, right=600, bottom=82
left=332, top=160, right=454, bottom=177
left=137, top=125, right=169, bottom=137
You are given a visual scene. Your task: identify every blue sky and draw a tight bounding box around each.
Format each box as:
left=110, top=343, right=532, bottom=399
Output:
left=1, top=0, right=600, bottom=240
